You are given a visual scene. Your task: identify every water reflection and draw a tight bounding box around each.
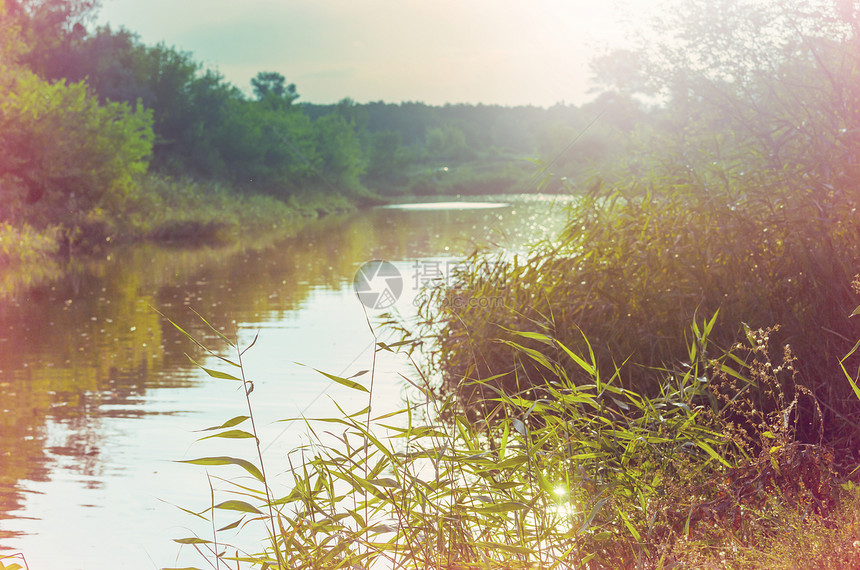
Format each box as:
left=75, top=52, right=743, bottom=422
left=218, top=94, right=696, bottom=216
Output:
left=0, top=194, right=571, bottom=567
left=381, top=201, right=510, bottom=210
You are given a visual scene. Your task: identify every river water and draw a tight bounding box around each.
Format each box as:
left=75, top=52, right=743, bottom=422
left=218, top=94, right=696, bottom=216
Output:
left=0, top=194, right=570, bottom=569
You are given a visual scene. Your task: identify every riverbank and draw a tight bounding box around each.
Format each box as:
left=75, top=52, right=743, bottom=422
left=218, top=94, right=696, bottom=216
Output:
left=374, top=156, right=551, bottom=197
left=0, top=162, right=560, bottom=300
left=0, top=193, right=573, bottom=569
left=0, top=174, right=371, bottom=299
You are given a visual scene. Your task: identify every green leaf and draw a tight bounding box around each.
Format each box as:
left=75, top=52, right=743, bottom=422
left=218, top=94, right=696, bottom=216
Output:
left=189, top=306, right=236, bottom=348
left=840, top=338, right=860, bottom=402
left=314, top=368, right=369, bottom=392
left=842, top=360, right=860, bottom=402
left=496, top=455, right=529, bottom=470
left=214, top=500, right=263, bottom=515
left=177, top=456, right=264, bottom=482
left=696, top=440, right=732, bottom=468
left=556, top=340, right=597, bottom=376
left=579, top=498, right=608, bottom=534
left=504, top=329, right=553, bottom=344
left=240, top=330, right=259, bottom=357
left=369, top=477, right=401, bottom=489
left=196, top=416, right=250, bottom=432
left=186, top=355, right=242, bottom=381
left=201, top=366, right=242, bottom=382
left=475, top=541, right=533, bottom=555
left=498, top=340, right=556, bottom=373
left=620, top=511, right=641, bottom=541
left=474, top=501, right=529, bottom=514
left=198, top=429, right=256, bottom=441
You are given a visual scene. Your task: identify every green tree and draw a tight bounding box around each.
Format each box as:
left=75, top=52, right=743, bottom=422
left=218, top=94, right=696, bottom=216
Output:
left=1, top=1, right=26, bottom=66
left=56, top=26, right=156, bottom=107
left=366, top=130, right=407, bottom=180
left=251, top=71, right=298, bottom=110
left=43, top=27, right=242, bottom=178
left=575, top=0, right=860, bottom=443
left=0, top=68, right=154, bottom=225
left=425, top=124, right=468, bottom=161
left=214, top=99, right=318, bottom=194
left=312, top=113, right=365, bottom=189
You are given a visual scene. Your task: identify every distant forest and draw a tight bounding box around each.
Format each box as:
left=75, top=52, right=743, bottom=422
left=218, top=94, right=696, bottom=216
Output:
left=1, top=0, right=647, bottom=242
left=40, top=23, right=643, bottom=195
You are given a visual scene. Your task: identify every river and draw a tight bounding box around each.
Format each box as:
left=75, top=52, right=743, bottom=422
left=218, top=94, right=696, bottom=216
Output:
left=0, top=194, right=571, bottom=569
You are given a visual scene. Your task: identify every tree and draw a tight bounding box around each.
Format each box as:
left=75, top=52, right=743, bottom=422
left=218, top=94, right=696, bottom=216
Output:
left=580, top=0, right=860, bottom=443
left=591, top=0, right=860, bottom=198
left=251, top=71, right=298, bottom=109
left=54, top=26, right=156, bottom=107
left=0, top=69, right=154, bottom=225
left=312, top=113, right=365, bottom=189
left=6, top=0, right=99, bottom=76
left=425, top=124, right=468, bottom=161
left=366, top=130, right=406, bottom=181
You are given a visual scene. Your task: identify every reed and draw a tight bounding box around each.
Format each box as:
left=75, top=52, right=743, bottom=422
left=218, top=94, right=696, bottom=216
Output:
left=162, top=306, right=857, bottom=569
left=414, top=175, right=860, bottom=448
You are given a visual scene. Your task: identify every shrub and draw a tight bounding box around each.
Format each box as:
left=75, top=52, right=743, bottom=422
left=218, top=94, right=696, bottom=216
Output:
left=0, top=67, right=154, bottom=228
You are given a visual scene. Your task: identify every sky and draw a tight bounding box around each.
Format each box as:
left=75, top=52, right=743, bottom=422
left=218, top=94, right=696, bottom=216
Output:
left=96, top=0, right=649, bottom=108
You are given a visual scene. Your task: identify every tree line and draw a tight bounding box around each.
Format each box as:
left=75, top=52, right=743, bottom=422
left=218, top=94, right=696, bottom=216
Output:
left=0, top=0, right=650, bottom=241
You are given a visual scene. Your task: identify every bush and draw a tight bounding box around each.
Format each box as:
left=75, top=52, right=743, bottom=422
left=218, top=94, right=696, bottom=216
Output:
left=415, top=173, right=860, bottom=446
left=0, top=67, right=154, bottom=228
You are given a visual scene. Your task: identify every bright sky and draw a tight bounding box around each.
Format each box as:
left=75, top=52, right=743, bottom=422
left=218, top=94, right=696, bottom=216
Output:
left=96, top=0, right=649, bottom=107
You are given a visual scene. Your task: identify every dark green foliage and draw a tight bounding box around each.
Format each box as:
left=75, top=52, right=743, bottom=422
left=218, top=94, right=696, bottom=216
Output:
left=251, top=71, right=298, bottom=109
left=425, top=124, right=470, bottom=161
left=5, top=13, right=642, bottom=219
left=32, top=26, right=368, bottom=195
left=0, top=68, right=154, bottom=227
left=365, top=130, right=409, bottom=182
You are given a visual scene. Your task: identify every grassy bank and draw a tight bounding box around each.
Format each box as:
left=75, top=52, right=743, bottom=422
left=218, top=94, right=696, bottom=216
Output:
left=166, top=305, right=860, bottom=569
left=151, top=143, right=860, bottom=568
left=373, top=157, right=544, bottom=198
left=415, top=178, right=860, bottom=445
left=0, top=174, right=363, bottom=298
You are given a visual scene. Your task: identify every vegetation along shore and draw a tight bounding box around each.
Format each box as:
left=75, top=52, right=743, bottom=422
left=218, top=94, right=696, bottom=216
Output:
left=2, top=0, right=860, bottom=568
left=0, top=0, right=635, bottom=297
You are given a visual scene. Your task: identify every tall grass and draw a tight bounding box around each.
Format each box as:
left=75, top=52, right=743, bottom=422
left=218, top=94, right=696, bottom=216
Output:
left=121, top=174, right=349, bottom=244
left=0, top=222, right=63, bottom=298
left=0, top=222, right=59, bottom=266
left=414, top=176, right=860, bottom=448
left=163, top=306, right=857, bottom=569
left=0, top=174, right=361, bottom=299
